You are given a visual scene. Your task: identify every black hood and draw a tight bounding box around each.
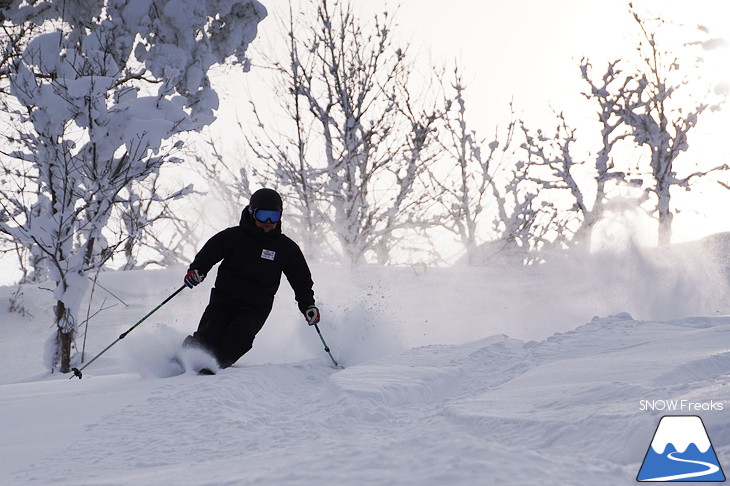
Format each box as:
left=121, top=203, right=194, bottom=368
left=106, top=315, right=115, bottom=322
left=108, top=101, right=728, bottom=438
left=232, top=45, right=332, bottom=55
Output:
left=249, top=188, right=283, bottom=211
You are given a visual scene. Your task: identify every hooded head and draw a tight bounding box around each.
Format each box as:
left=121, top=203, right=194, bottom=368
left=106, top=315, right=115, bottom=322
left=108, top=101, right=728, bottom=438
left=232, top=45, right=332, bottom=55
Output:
left=243, top=188, right=283, bottom=235
left=249, top=188, right=283, bottom=211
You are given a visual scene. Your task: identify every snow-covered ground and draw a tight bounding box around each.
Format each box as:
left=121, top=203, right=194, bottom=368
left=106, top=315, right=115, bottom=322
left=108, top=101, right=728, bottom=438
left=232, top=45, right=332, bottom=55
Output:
left=2, top=242, right=730, bottom=485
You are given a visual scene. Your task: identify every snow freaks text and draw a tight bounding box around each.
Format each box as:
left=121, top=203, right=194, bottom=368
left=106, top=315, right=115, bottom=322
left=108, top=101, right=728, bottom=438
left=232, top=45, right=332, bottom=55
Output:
left=639, top=400, right=724, bottom=412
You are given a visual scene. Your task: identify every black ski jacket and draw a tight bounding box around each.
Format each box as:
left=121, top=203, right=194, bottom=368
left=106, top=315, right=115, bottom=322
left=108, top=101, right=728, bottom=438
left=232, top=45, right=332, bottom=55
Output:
left=188, top=207, right=315, bottom=320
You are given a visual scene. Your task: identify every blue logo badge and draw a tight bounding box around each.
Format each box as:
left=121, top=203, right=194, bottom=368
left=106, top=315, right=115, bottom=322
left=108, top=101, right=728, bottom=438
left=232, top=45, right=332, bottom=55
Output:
left=637, top=415, right=725, bottom=482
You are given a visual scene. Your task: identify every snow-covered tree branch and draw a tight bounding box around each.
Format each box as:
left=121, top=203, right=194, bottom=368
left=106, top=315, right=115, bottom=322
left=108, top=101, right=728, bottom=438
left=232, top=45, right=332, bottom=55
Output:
left=520, top=56, right=633, bottom=251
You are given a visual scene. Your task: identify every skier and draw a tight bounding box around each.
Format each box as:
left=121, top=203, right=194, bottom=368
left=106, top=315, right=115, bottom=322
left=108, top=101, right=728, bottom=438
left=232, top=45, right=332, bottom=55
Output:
left=182, top=188, right=320, bottom=372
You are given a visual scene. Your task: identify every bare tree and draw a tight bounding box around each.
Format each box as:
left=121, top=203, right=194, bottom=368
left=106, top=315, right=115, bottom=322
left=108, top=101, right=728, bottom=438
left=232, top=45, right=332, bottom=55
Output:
left=114, top=173, right=196, bottom=270
left=519, top=6, right=728, bottom=251
left=247, top=0, right=442, bottom=264
left=244, top=5, right=325, bottom=257
left=433, top=68, right=520, bottom=264
left=616, top=5, right=728, bottom=245
left=519, top=59, right=632, bottom=251
left=0, top=0, right=266, bottom=373
left=187, top=130, right=257, bottom=231
left=435, top=68, right=565, bottom=265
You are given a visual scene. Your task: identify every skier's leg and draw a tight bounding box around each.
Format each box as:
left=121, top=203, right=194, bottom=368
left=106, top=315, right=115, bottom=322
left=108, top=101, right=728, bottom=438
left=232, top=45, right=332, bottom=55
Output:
left=216, top=310, right=265, bottom=368
left=184, top=303, right=233, bottom=364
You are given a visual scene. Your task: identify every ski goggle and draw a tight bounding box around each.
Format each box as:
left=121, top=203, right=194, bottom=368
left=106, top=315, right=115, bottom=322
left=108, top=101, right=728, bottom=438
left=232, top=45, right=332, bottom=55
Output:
left=253, top=208, right=282, bottom=223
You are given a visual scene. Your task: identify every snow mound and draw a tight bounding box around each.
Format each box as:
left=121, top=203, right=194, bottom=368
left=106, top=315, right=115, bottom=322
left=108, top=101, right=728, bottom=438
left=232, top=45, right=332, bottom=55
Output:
left=3, top=270, right=730, bottom=484
left=328, top=362, right=464, bottom=406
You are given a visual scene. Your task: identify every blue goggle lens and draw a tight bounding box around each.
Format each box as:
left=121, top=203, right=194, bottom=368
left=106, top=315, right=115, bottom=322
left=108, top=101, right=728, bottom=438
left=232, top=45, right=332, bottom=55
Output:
left=254, top=209, right=282, bottom=223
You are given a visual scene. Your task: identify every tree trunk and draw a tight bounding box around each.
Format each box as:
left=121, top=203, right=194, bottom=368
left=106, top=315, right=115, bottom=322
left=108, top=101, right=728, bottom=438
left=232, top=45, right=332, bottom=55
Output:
left=58, top=328, right=73, bottom=373
left=55, top=300, right=73, bottom=373
left=657, top=209, right=673, bottom=247
left=656, top=186, right=673, bottom=246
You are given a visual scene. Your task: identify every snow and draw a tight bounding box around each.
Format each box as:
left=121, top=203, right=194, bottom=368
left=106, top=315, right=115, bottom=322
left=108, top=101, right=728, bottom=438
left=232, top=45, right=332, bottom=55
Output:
left=2, top=246, right=730, bottom=485
left=651, top=416, right=712, bottom=454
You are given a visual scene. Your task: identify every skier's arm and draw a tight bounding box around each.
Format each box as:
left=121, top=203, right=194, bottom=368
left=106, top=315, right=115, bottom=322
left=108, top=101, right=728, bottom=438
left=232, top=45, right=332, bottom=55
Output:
left=283, top=244, right=316, bottom=314
left=188, top=229, right=233, bottom=276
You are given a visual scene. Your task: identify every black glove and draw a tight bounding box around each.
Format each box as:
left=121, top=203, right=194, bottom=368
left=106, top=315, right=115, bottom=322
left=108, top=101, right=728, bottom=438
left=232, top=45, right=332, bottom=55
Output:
left=303, top=305, right=320, bottom=326
left=184, top=269, right=205, bottom=288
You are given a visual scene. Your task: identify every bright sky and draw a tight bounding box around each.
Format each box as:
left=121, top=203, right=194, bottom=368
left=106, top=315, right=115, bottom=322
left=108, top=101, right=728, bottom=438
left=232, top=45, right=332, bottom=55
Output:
left=230, top=0, right=730, bottom=246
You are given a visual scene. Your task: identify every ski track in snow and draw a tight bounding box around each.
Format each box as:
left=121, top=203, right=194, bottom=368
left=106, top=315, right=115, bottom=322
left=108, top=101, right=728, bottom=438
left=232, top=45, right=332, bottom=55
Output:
left=3, top=311, right=730, bottom=485
left=642, top=451, right=720, bottom=481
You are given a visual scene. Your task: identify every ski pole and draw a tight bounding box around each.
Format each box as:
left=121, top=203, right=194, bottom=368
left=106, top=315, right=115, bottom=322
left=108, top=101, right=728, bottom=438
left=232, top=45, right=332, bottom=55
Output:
left=70, top=284, right=187, bottom=379
left=313, top=323, right=339, bottom=368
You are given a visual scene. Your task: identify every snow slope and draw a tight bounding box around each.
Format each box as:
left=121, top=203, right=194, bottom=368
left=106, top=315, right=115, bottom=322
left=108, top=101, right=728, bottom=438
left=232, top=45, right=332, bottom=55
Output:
left=1, top=248, right=730, bottom=485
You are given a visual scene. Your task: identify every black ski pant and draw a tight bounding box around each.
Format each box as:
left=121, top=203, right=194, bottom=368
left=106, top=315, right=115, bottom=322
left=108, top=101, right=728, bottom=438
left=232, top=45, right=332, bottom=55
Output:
left=184, top=301, right=265, bottom=368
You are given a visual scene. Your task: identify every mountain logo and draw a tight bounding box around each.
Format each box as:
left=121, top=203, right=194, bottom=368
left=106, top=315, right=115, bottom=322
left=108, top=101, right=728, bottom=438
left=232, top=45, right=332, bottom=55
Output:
left=637, top=415, right=725, bottom=482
